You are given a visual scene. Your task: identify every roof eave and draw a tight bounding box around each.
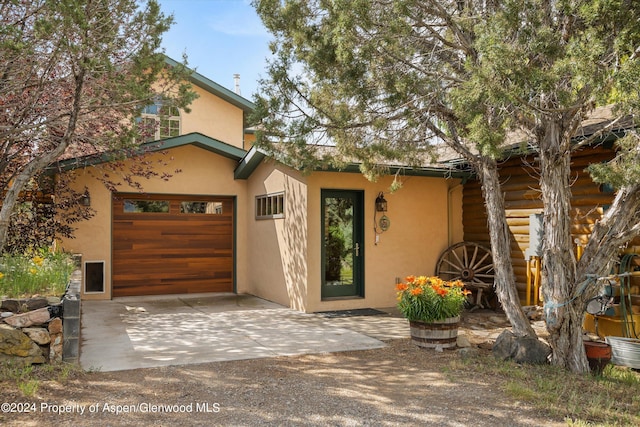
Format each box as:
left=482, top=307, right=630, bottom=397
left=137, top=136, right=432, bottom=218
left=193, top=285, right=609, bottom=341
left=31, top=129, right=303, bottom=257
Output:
left=318, top=163, right=471, bottom=179
left=234, top=145, right=268, bottom=179
left=50, top=133, right=246, bottom=173
left=163, top=56, right=255, bottom=114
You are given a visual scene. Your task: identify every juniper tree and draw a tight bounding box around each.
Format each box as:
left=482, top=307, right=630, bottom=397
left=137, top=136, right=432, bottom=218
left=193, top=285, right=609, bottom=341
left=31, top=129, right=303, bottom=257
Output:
left=253, top=0, right=640, bottom=372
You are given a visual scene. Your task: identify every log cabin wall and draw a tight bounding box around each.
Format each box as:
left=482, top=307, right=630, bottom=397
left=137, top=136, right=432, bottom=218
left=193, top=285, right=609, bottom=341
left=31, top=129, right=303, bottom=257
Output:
left=462, top=145, right=617, bottom=302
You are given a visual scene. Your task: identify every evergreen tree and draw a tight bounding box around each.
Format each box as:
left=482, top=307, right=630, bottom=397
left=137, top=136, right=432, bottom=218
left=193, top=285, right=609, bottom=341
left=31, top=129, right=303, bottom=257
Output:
left=253, top=0, right=640, bottom=372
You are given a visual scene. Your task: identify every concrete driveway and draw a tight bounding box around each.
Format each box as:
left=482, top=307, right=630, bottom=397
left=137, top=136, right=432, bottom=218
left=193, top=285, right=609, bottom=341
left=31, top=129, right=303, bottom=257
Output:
left=79, top=293, right=409, bottom=372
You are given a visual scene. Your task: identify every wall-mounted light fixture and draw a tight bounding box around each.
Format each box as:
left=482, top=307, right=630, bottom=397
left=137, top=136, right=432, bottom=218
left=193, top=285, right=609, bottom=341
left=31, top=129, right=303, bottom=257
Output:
left=80, top=189, right=91, bottom=207
left=375, top=192, right=387, bottom=212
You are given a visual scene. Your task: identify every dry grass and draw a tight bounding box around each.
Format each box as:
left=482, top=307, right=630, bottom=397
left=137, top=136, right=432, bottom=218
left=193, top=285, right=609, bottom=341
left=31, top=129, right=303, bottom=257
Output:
left=449, top=353, right=640, bottom=426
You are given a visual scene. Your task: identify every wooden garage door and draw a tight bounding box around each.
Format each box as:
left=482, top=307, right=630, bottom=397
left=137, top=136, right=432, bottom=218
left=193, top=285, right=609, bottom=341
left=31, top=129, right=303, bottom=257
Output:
left=112, top=193, right=234, bottom=297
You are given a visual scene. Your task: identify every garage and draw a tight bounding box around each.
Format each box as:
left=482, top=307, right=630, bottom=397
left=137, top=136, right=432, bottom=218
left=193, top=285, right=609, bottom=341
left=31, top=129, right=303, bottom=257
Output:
left=112, top=193, right=234, bottom=297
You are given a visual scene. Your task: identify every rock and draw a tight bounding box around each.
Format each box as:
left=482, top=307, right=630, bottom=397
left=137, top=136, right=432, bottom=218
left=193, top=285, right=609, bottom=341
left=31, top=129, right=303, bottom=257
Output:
left=1, top=311, right=14, bottom=318
left=48, top=317, right=62, bottom=334
left=0, top=352, right=45, bottom=366
left=488, top=315, right=507, bottom=324
left=492, top=330, right=551, bottom=364
left=0, top=324, right=45, bottom=359
left=0, top=297, right=48, bottom=313
left=457, top=334, right=472, bottom=348
left=47, top=296, right=61, bottom=305
left=24, top=297, right=48, bottom=311
left=22, top=327, right=51, bottom=345
left=3, top=307, right=51, bottom=328
left=1, top=299, right=21, bottom=313
left=49, top=333, right=63, bottom=363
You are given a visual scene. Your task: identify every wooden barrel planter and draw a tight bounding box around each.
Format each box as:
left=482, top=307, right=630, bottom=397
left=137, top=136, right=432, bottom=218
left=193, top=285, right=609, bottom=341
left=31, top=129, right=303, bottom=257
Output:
left=409, top=316, right=460, bottom=349
left=584, top=340, right=612, bottom=373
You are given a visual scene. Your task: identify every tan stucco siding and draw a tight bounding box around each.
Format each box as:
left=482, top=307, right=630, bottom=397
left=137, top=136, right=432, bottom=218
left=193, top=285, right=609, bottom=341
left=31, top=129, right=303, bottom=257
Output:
left=244, top=164, right=463, bottom=313
left=58, top=145, right=248, bottom=299
left=245, top=160, right=309, bottom=311
left=181, top=85, right=245, bottom=148
left=305, top=172, right=463, bottom=313
left=243, top=132, right=256, bottom=151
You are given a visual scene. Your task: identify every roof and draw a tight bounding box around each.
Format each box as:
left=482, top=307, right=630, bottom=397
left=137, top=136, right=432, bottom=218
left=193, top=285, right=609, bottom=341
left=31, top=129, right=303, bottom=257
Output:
left=233, top=144, right=470, bottom=180
left=164, top=57, right=255, bottom=114
left=51, top=133, right=246, bottom=173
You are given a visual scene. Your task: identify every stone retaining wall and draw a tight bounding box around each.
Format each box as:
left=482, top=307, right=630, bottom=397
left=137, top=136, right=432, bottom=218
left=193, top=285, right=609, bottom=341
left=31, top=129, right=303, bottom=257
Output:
left=0, top=270, right=82, bottom=366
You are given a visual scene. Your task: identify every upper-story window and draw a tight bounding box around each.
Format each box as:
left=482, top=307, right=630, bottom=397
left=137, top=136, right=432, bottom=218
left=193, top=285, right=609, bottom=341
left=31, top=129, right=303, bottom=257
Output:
left=139, top=103, right=181, bottom=142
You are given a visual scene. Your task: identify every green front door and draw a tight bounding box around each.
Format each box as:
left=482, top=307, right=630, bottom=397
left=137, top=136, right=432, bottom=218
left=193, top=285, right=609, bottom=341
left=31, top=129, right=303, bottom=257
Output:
left=321, top=190, right=364, bottom=299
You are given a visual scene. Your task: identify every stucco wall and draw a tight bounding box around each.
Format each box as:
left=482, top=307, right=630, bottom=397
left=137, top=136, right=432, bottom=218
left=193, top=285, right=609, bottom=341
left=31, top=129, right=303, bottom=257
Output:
left=181, top=85, right=245, bottom=148
left=245, top=160, right=309, bottom=311
left=59, top=145, right=248, bottom=299
left=244, top=161, right=463, bottom=313
left=305, top=172, right=464, bottom=313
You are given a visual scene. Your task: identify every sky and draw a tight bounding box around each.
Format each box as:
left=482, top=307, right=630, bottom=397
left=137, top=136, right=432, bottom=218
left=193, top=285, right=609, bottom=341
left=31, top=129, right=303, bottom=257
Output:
left=158, top=0, right=273, bottom=100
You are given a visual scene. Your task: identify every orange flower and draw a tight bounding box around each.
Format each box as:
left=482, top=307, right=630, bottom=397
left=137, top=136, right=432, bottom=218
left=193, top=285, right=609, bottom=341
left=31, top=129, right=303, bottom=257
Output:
left=410, top=287, right=422, bottom=296
left=416, top=276, right=428, bottom=286
left=436, top=287, right=448, bottom=297
left=405, top=275, right=416, bottom=284
left=396, top=283, right=408, bottom=291
left=432, top=277, right=445, bottom=287
left=463, top=289, right=472, bottom=296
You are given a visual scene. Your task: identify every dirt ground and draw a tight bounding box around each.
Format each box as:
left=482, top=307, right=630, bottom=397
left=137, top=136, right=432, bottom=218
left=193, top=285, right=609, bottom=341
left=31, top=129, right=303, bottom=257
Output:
left=0, top=338, right=565, bottom=427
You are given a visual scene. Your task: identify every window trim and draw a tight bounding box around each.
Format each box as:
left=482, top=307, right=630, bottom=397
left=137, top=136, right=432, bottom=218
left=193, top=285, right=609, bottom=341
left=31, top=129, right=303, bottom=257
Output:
left=140, top=103, right=181, bottom=141
left=255, top=192, right=285, bottom=220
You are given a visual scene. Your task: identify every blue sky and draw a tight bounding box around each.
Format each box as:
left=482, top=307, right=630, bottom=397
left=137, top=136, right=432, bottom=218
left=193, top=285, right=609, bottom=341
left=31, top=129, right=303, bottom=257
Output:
left=159, top=0, right=272, bottom=100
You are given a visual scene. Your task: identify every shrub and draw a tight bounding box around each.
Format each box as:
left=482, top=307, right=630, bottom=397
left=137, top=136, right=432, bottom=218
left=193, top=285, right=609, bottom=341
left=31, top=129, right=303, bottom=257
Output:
left=0, top=249, right=74, bottom=298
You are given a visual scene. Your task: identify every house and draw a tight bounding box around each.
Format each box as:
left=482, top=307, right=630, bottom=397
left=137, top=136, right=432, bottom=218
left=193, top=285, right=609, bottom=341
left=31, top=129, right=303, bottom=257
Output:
left=57, top=58, right=468, bottom=313
left=461, top=107, right=637, bottom=302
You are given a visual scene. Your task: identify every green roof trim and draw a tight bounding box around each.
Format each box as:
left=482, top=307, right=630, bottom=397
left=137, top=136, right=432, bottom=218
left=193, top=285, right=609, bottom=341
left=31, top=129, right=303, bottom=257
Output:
left=164, top=57, right=255, bottom=114
left=233, top=146, right=471, bottom=180
left=51, top=133, right=246, bottom=173
left=320, top=163, right=471, bottom=179
left=143, top=132, right=246, bottom=160
left=234, top=145, right=267, bottom=179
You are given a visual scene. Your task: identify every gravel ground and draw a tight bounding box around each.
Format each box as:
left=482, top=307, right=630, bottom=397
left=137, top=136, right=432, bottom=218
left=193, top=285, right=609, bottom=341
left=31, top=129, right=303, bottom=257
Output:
left=0, top=337, right=564, bottom=427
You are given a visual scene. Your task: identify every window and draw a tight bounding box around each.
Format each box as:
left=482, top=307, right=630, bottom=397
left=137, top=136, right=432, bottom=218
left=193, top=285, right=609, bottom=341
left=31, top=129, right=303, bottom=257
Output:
left=256, top=192, right=285, bottom=219
left=180, top=201, right=223, bottom=214
left=123, top=199, right=170, bottom=213
left=138, top=103, right=181, bottom=142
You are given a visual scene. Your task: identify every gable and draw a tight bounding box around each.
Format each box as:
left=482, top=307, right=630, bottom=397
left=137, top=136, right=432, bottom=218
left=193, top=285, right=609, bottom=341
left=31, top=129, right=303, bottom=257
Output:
left=52, top=133, right=246, bottom=173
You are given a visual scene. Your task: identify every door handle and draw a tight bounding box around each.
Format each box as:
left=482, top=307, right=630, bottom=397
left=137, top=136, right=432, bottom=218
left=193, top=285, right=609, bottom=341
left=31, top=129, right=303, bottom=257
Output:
left=355, top=242, right=360, bottom=256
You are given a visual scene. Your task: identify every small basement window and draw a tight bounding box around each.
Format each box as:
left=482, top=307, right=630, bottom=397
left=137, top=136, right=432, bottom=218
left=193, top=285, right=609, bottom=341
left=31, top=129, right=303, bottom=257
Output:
left=256, top=192, right=285, bottom=219
left=84, top=261, right=105, bottom=293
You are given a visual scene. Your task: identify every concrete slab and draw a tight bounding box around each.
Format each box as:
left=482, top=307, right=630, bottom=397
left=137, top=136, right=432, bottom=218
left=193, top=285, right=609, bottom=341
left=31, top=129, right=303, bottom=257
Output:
left=80, top=294, right=408, bottom=372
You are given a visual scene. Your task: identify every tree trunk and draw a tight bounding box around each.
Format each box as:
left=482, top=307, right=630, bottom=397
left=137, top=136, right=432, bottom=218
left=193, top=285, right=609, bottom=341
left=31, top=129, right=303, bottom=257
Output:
left=578, top=183, right=640, bottom=283
left=538, top=118, right=589, bottom=373
left=0, top=144, right=70, bottom=252
left=476, top=158, right=537, bottom=338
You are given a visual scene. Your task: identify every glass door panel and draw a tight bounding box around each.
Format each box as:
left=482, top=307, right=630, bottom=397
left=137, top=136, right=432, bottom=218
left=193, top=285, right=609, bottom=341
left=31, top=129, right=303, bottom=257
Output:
left=321, top=190, right=364, bottom=298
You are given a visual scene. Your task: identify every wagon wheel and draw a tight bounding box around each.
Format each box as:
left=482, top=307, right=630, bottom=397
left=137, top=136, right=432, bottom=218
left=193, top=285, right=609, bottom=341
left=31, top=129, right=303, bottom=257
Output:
left=435, top=241, right=496, bottom=309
